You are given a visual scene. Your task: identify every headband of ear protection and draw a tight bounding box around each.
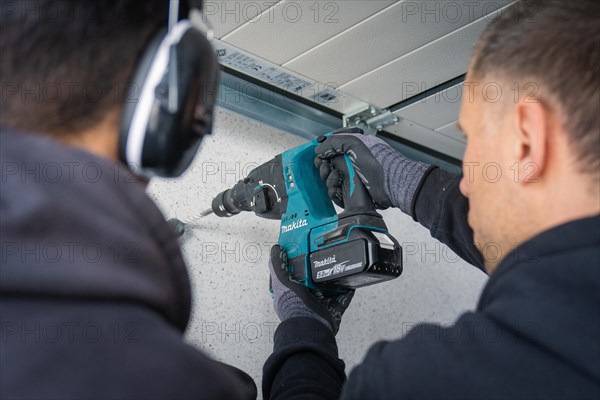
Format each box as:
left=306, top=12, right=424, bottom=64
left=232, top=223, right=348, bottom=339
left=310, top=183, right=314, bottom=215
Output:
left=119, top=3, right=219, bottom=178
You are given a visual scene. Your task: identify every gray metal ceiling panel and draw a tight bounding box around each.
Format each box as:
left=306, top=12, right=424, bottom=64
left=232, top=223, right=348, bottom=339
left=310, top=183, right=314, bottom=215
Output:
left=284, top=1, right=511, bottom=86
left=206, top=1, right=282, bottom=38
left=385, top=118, right=466, bottom=160
left=436, top=121, right=466, bottom=144
left=222, top=0, right=395, bottom=65
left=393, top=83, right=464, bottom=130
left=338, top=7, right=507, bottom=108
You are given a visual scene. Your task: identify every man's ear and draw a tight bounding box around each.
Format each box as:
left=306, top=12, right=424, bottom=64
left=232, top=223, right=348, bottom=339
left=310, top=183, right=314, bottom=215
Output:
left=513, top=100, right=549, bottom=183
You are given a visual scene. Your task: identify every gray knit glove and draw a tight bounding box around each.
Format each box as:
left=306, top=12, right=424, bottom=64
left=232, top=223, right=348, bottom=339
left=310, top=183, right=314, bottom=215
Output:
left=269, top=245, right=355, bottom=335
left=315, top=128, right=432, bottom=216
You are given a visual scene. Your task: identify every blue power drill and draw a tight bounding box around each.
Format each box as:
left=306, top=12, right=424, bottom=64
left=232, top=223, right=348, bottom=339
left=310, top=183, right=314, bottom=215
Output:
left=210, top=130, right=403, bottom=290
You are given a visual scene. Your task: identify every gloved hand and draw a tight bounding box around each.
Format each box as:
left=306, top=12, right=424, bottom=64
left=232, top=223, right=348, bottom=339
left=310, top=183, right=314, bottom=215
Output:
left=314, top=127, right=433, bottom=216
left=269, top=245, right=354, bottom=335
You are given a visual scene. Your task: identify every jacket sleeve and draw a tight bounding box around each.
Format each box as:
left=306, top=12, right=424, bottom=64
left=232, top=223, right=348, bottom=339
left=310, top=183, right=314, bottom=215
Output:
left=262, top=317, right=346, bottom=400
left=411, top=167, right=485, bottom=271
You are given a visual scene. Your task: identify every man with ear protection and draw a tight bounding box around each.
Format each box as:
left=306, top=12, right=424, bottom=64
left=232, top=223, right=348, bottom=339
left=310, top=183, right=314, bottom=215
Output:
left=1, top=1, right=255, bottom=398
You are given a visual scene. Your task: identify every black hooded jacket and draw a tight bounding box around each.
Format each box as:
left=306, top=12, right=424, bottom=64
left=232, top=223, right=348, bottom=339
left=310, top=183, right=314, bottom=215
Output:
left=263, top=168, right=600, bottom=399
left=0, top=130, right=253, bottom=399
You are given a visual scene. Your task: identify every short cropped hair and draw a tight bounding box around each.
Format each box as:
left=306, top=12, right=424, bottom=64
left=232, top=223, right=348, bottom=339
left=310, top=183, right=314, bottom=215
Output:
left=471, top=0, right=600, bottom=178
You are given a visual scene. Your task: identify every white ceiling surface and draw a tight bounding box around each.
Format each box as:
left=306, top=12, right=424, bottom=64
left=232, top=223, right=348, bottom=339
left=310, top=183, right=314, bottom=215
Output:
left=389, top=82, right=466, bottom=159
left=207, top=0, right=514, bottom=160
left=388, top=82, right=466, bottom=159
left=222, top=1, right=397, bottom=65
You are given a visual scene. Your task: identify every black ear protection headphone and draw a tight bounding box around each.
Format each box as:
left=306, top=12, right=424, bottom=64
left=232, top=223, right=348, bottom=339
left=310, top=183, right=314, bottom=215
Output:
left=119, top=0, right=219, bottom=178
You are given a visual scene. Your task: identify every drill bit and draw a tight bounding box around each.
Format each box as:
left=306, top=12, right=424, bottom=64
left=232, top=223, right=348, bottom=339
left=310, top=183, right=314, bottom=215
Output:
left=167, top=208, right=214, bottom=238
left=181, top=208, right=214, bottom=224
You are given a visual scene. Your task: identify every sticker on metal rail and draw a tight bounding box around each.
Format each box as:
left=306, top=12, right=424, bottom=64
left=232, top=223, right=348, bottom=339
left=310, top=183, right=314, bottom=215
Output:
left=214, top=39, right=345, bottom=106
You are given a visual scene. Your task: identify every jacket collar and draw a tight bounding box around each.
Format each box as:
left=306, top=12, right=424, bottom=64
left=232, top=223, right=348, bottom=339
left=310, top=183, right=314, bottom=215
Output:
left=480, top=214, right=600, bottom=308
left=478, top=214, right=600, bottom=380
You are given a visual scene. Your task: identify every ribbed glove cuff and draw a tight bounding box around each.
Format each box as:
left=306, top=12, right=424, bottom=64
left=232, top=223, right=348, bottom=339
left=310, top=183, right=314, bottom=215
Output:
left=366, top=139, right=432, bottom=216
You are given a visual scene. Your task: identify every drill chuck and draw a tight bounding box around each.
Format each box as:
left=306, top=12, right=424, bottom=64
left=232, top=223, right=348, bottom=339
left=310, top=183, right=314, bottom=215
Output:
left=212, top=189, right=243, bottom=217
left=211, top=162, right=283, bottom=220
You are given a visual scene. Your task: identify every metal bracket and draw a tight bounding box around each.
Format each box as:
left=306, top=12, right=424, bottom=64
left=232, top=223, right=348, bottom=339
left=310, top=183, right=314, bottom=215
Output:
left=343, top=106, right=400, bottom=134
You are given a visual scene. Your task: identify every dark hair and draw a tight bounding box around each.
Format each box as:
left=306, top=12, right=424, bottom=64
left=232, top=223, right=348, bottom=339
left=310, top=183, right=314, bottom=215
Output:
left=0, top=0, right=201, bottom=135
left=471, top=0, right=600, bottom=179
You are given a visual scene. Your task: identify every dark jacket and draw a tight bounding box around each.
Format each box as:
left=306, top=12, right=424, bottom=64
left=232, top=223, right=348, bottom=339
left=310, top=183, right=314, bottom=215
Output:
left=0, top=130, right=255, bottom=399
left=263, top=167, right=600, bottom=399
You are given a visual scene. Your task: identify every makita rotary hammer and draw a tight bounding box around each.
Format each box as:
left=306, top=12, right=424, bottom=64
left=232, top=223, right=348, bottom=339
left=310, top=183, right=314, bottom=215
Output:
left=209, top=129, right=403, bottom=290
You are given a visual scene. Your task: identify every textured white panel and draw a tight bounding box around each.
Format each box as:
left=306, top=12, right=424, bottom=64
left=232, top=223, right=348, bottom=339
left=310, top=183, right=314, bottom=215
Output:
left=386, top=118, right=466, bottom=159
left=339, top=5, right=508, bottom=109
left=285, top=1, right=511, bottom=86
left=394, top=83, right=464, bottom=130
left=437, top=120, right=466, bottom=144
left=205, top=0, right=281, bottom=39
left=222, top=0, right=396, bottom=65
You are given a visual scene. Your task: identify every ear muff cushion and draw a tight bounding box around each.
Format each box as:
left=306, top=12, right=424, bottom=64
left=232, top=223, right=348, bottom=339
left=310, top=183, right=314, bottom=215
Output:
left=140, top=28, right=219, bottom=176
left=170, top=29, right=220, bottom=174
left=118, top=29, right=167, bottom=168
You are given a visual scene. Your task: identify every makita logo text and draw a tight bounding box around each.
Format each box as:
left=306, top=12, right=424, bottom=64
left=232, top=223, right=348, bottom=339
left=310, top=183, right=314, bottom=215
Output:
left=313, top=255, right=336, bottom=269
left=281, top=219, right=308, bottom=233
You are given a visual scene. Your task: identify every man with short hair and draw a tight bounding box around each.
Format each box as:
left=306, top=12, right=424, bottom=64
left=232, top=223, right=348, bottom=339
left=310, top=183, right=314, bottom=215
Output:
left=264, top=1, right=600, bottom=398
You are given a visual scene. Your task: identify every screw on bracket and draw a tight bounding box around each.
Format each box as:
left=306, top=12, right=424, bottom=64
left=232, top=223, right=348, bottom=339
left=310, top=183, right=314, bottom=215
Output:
left=344, top=106, right=401, bottom=134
